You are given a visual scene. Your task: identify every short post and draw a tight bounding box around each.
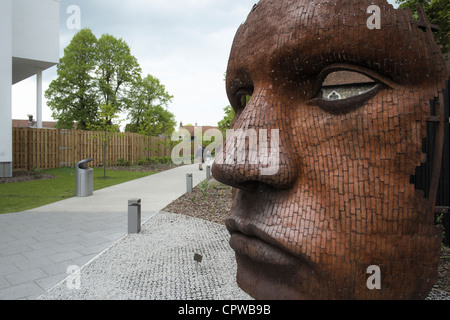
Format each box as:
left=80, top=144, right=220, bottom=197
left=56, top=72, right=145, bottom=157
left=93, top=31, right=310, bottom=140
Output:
left=206, top=166, right=211, bottom=180
left=128, top=199, right=141, bottom=234
left=186, top=173, right=193, bottom=193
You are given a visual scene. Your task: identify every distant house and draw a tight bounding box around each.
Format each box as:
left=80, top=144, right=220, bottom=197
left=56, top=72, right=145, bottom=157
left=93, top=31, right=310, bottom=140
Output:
left=13, top=116, right=57, bottom=129
left=320, top=71, right=376, bottom=100
left=179, top=122, right=219, bottom=142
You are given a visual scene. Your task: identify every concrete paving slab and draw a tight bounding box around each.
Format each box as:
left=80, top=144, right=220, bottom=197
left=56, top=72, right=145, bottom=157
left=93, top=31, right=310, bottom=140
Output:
left=0, top=164, right=209, bottom=300
left=39, top=212, right=253, bottom=300
left=29, top=164, right=207, bottom=213
left=0, top=282, right=43, bottom=300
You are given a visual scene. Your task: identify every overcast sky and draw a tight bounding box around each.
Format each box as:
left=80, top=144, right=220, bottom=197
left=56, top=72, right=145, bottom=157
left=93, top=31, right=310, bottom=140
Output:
left=12, top=0, right=399, bottom=128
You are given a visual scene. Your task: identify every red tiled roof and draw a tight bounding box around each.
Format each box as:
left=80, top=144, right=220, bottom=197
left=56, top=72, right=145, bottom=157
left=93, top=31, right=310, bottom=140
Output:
left=12, top=120, right=57, bottom=129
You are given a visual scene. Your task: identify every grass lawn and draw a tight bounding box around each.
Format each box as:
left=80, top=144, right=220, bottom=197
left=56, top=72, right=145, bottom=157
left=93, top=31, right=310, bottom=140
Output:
left=0, top=167, right=156, bottom=214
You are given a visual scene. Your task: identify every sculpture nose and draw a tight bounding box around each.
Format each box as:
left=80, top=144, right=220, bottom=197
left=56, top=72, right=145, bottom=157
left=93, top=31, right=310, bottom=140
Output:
left=212, top=90, right=298, bottom=192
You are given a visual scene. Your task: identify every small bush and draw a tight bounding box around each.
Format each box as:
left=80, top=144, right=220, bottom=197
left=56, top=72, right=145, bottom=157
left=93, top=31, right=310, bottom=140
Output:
left=116, top=158, right=131, bottom=167
left=30, top=167, right=44, bottom=179
left=137, top=158, right=148, bottom=166
left=137, top=157, right=173, bottom=165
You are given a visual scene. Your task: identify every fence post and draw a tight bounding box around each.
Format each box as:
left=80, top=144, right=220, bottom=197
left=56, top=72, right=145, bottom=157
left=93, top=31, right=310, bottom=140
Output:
left=27, top=128, right=31, bottom=171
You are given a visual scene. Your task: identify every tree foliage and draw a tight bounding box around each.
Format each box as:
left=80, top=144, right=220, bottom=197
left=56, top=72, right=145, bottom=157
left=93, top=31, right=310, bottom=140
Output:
left=96, top=34, right=141, bottom=114
left=396, top=0, right=449, bottom=55
left=46, top=28, right=174, bottom=133
left=218, top=105, right=235, bottom=133
left=45, top=29, right=98, bottom=130
left=126, top=74, right=175, bottom=137
left=137, top=105, right=177, bottom=137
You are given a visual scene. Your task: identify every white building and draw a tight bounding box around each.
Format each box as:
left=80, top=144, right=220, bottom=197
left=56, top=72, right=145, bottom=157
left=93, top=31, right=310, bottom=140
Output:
left=0, top=0, right=60, bottom=177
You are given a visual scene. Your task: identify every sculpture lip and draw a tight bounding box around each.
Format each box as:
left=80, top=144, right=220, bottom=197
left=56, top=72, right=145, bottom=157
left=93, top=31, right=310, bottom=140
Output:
left=226, top=219, right=312, bottom=268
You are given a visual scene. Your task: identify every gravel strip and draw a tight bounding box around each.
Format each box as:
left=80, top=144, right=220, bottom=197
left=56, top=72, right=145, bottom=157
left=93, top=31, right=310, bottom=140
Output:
left=37, top=210, right=449, bottom=300
left=427, top=289, right=450, bottom=300
left=38, top=212, right=252, bottom=300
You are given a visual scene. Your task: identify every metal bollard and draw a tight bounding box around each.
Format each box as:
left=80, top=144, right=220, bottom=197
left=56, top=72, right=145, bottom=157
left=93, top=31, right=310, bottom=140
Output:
left=187, top=173, right=193, bottom=193
left=206, top=166, right=211, bottom=180
left=128, top=199, right=141, bottom=234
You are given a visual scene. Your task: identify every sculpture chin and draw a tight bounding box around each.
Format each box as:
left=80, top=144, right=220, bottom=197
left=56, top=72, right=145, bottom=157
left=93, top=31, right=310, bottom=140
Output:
left=234, top=253, right=313, bottom=300
left=226, top=221, right=310, bottom=299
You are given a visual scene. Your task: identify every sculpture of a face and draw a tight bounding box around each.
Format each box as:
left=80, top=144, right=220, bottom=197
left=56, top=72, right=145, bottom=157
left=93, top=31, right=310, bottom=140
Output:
left=212, top=0, right=448, bottom=300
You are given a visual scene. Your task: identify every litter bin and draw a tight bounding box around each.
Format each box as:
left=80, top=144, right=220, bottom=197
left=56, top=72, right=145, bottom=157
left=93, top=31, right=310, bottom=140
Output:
left=75, top=158, right=94, bottom=197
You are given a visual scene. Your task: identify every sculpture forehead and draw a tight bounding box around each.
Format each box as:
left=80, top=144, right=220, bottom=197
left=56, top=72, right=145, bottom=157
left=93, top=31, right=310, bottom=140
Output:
left=228, top=0, right=444, bottom=84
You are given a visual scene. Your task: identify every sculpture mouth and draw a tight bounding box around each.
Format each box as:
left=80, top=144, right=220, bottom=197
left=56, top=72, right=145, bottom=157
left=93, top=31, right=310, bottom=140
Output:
left=228, top=232, right=299, bottom=267
left=226, top=219, right=312, bottom=269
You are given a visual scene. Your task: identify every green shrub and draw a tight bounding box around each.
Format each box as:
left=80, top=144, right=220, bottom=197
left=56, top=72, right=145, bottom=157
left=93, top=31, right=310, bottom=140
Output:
left=137, top=158, right=148, bottom=166
left=116, top=158, right=131, bottom=166
left=137, top=157, right=173, bottom=165
left=30, top=167, right=44, bottom=179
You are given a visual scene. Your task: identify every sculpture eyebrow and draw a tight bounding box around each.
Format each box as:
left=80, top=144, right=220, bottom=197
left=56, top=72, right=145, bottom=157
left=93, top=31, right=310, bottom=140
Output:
left=266, top=11, right=437, bottom=85
left=229, top=2, right=438, bottom=95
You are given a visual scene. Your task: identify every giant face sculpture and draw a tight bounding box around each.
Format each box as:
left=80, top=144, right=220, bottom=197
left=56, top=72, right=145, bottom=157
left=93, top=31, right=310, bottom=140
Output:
left=212, top=0, right=448, bottom=300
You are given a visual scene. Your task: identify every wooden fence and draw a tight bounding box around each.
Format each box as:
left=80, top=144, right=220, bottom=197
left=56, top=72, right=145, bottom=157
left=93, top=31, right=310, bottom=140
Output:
left=12, top=128, right=172, bottom=171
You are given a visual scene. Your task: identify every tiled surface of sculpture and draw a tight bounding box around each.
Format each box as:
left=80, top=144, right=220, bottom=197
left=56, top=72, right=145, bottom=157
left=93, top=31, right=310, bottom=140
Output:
left=213, top=0, right=448, bottom=300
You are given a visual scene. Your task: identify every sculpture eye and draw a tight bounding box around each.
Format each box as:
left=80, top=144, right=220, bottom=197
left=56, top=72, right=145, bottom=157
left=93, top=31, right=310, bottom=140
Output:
left=320, top=71, right=378, bottom=100
left=311, top=69, right=384, bottom=114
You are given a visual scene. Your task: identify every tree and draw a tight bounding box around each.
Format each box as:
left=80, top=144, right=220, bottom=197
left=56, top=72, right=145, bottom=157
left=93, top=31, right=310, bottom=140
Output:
left=218, top=105, right=235, bottom=133
left=46, top=29, right=142, bottom=130
left=96, top=34, right=141, bottom=115
left=125, top=74, right=175, bottom=163
left=218, top=72, right=236, bottom=133
left=396, top=0, right=449, bottom=55
left=126, top=74, right=175, bottom=136
left=138, top=105, right=177, bottom=137
left=138, top=105, right=177, bottom=162
left=45, top=28, right=99, bottom=130
left=87, top=104, right=123, bottom=179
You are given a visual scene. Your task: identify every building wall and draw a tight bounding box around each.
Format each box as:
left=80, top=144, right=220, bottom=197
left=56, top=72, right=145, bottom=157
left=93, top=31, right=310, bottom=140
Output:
left=12, top=0, right=60, bottom=64
left=0, top=0, right=60, bottom=177
left=0, top=0, right=13, bottom=177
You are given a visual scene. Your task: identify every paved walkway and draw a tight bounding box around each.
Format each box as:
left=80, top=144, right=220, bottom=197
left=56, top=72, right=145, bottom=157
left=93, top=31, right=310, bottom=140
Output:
left=0, top=164, right=207, bottom=300
left=38, top=212, right=252, bottom=300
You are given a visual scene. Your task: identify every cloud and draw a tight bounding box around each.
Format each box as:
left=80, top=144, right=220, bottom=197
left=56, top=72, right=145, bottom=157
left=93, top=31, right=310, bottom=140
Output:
left=56, top=0, right=254, bottom=127
left=13, top=0, right=400, bottom=127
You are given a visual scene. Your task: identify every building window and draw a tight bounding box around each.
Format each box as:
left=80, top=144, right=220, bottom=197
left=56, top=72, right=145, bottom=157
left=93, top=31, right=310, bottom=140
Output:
left=327, top=90, right=341, bottom=100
